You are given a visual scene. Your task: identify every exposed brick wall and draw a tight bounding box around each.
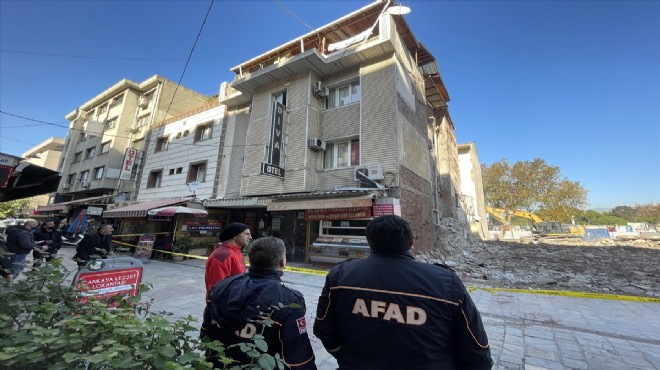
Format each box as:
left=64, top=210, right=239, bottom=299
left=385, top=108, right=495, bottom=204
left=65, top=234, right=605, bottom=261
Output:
left=399, top=165, right=434, bottom=253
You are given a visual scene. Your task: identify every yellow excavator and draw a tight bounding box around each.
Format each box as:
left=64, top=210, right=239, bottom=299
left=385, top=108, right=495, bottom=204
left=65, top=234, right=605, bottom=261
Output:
left=485, top=206, right=583, bottom=239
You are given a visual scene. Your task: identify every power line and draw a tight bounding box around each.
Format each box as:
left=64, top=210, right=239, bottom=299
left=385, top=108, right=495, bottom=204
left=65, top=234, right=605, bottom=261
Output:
left=0, top=49, right=196, bottom=62
left=161, top=0, right=214, bottom=122
left=0, top=110, right=264, bottom=150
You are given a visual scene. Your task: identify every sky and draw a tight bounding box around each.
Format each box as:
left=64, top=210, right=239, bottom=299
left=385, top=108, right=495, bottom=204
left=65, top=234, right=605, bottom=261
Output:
left=1, top=0, right=658, bottom=209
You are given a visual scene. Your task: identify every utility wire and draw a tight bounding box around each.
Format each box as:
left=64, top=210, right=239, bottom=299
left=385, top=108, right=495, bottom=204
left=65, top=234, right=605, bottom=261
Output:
left=161, top=0, right=214, bottom=122
left=0, top=110, right=263, bottom=150
left=274, top=0, right=316, bottom=33
left=0, top=49, right=194, bottom=61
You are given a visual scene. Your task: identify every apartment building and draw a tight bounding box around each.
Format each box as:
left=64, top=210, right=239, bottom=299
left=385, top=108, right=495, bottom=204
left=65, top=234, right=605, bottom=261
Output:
left=20, top=137, right=64, bottom=213
left=205, top=1, right=461, bottom=262
left=50, top=75, right=209, bottom=217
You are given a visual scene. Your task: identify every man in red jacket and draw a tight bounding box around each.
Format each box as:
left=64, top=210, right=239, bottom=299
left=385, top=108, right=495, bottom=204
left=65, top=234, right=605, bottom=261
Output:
left=204, top=222, right=251, bottom=295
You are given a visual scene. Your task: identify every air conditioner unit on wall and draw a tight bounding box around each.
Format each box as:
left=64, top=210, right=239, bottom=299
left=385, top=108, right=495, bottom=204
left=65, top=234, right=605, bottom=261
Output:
left=313, top=81, right=329, bottom=98
left=307, top=138, right=326, bottom=151
left=62, top=183, right=70, bottom=190
left=80, top=181, right=90, bottom=188
left=138, top=97, right=148, bottom=108
left=354, top=164, right=385, bottom=181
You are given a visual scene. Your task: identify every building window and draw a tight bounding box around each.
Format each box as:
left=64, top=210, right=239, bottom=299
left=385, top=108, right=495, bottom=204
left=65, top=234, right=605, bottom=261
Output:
left=176, top=167, right=182, bottom=174
left=187, top=162, right=206, bottom=183
left=321, top=219, right=370, bottom=237
left=169, top=169, right=175, bottom=175
left=324, top=138, right=360, bottom=168
left=100, top=141, right=111, bottom=154
left=327, top=81, right=360, bottom=109
left=87, top=109, right=96, bottom=120
left=136, top=114, right=150, bottom=128
left=140, top=90, right=155, bottom=110
left=147, top=170, right=162, bottom=188
left=80, top=170, right=89, bottom=182
left=194, top=123, right=212, bottom=142
left=93, top=166, right=104, bottom=180
left=110, top=93, right=124, bottom=108
left=183, top=130, right=190, bottom=137
left=85, top=147, right=96, bottom=159
left=274, top=91, right=287, bottom=106
left=79, top=132, right=88, bottom=142
left=105, top=117, right=117, bottom=130
left=66, top=174, right=75, bottom=185
left=73, top=152, right=82, bottom=163
left=98, top=103, right=108, bottom=115
left=155, top=136, right=169, bottom=152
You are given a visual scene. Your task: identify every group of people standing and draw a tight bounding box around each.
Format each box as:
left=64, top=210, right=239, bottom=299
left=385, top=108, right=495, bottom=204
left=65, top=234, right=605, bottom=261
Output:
left=0, top=217, right=115, bottom=281
left=1, top=218, right=62, bottom=281
left=201, top=215, right=493, bottom=369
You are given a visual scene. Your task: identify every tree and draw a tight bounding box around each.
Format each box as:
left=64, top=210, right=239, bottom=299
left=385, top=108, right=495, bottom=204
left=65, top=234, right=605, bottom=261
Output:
left=635, top=203, right=660, bottom=224
left=481, top=158, right=587, bottom=223
left=0, top=199, right=31, bottom=218
left=610, top=206, right=637, bottom=222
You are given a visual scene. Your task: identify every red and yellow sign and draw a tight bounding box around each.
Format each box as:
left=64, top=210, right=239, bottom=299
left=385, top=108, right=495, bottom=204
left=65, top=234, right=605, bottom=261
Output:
left=305, top=207, right=372, bottom=221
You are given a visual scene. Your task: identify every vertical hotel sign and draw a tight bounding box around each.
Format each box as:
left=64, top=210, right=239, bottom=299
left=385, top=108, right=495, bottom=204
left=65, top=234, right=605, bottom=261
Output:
left=261, top=101, right=285, bottom=178
left=119, top=148, right=139, bottom=181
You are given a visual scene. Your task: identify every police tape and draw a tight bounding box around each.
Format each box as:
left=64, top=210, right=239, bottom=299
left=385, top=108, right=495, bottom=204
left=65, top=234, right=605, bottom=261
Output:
left=470, top=286, right=660, bottom=303
left=107, top=242, right=659, bottom=303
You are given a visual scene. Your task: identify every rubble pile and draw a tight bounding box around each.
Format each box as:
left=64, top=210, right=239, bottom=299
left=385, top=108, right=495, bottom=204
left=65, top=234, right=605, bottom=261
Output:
left=416, top=222, right=660, bottom=298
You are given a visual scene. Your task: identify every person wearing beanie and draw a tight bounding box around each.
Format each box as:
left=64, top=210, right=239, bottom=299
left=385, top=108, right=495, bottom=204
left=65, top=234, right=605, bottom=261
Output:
left=204, top=222, right=251, bottom=296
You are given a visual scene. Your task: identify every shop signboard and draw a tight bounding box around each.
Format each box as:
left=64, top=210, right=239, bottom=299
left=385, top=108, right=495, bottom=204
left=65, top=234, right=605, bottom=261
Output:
left=132, top=233, right=155, bottom=261
left=305, top=207, right=372, bottom=221
left=373, top=203, right=401, bottom=217
left=86, top=206, right=104, bottom=216
left=73, top=257, right=143, bottom=303
left=261, top=101, right=285, bottom=178
left=119, top=148, right=139, bottom=181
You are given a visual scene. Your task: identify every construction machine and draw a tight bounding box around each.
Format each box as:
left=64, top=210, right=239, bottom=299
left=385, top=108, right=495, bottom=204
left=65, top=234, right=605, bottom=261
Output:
left=485, top=206, right=583, bottom=239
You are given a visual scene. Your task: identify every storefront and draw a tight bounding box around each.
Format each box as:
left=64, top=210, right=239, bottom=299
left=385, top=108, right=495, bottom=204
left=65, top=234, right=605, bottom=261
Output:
left=267, top=190, right=379, bottom=264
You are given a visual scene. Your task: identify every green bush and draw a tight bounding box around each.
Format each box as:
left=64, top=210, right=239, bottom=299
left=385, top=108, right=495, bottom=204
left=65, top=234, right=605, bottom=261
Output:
left=0, top=258, right=284, bottom=369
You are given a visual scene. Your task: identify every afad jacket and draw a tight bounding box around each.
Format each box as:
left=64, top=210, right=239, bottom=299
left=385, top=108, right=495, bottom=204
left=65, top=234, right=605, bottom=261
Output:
left=314, top=250, right=493, bottom=370
left=201, top=269, right=316, bottom=370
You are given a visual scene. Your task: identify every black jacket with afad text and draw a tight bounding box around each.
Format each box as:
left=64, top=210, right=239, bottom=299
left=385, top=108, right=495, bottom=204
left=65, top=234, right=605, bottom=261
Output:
left=201, top=269, right=316, bottom=369
left=313, top=250, right=493, bottom=370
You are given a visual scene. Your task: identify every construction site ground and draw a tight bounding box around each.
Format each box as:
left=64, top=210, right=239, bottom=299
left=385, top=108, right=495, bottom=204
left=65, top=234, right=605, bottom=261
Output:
left=422, top=220, right=660, bottom=299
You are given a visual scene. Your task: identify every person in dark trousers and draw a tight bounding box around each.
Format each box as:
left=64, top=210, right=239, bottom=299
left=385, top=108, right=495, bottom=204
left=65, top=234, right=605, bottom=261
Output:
left=73, top=224, right=114, bottom=267
left=204, top=222, right=251, bottom=296
left=201, top=237, right=316, bottom=370
left=314, top=215, right=493, bottom=370
left=5, top=219, right=44, bottom=279
left=32, top=218, right=63, bottom=267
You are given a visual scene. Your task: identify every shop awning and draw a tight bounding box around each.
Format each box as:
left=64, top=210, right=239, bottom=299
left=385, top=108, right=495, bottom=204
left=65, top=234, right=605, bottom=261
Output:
left=102, top=198, right=189, bottom=218
left=267, top=193, right=374, bottom=211
left=0, top=158, right=61, bottom=202
left=37, top=203, right=67, bottom=212
left=36, top=194, right=115, bottom=213
left=204, top=197, right=270, bottom=209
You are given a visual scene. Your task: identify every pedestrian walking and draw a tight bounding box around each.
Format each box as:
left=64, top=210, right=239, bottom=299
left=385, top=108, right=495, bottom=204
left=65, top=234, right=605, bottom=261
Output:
left=204, top=222, right=251, bottom=296
left=201, top=237, right=316, bottom=369
left=314, top=215, right=493, bottom=369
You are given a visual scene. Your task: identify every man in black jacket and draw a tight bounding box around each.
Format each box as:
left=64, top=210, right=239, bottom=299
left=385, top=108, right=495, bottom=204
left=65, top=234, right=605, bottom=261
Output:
left=314, top=215, right=493, bottom=370
left=201, top=237, right=316, bottom=370
left=32, top=218, right=62, bottom=267
left=73, top=224, right=114, bottom=267
left=6, top=219, right=43, bottom=279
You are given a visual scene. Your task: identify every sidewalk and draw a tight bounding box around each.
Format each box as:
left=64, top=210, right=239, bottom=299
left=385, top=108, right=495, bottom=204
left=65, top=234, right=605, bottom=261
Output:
left=54, top=248, right=659, bottom=370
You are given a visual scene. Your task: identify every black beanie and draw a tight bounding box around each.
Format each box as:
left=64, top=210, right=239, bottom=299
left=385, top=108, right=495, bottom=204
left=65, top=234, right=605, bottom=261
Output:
left=219, top=223, right=249, bottom=242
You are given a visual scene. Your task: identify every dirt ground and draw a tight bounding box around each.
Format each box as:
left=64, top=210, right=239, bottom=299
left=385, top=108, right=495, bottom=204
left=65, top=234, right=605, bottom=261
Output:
left=417, top=220, right=660, bottom=298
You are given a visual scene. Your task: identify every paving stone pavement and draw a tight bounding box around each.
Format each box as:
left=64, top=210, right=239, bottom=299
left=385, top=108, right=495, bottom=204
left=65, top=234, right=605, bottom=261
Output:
left=52, top=248, right=660, bottom=370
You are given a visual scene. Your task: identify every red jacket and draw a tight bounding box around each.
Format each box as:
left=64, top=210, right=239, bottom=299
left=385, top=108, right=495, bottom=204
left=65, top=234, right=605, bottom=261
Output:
left=204, top=243, right=245, bottom=294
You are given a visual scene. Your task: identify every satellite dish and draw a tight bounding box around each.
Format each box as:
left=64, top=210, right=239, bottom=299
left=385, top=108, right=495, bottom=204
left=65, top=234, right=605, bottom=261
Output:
left=187, top=181, right=200, bottom=192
